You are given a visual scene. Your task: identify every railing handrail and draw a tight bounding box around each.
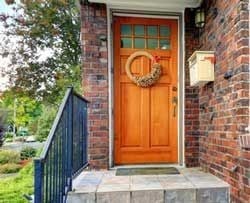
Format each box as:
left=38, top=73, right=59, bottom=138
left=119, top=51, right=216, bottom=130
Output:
left=39, top=87, right=89, bottom=160
left=39, top=87, right=72, bottom=160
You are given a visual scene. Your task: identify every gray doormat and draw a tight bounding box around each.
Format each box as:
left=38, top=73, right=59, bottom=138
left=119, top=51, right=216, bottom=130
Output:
left=116, top=167, right=180, bottom=176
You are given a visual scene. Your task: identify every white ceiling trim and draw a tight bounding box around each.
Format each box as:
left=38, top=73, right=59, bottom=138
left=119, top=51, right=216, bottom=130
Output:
left=89, top=0, right=202, bottom=12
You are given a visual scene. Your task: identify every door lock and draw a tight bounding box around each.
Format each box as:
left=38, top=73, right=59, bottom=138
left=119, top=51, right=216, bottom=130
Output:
left=172, top=86, right=177, bottom=91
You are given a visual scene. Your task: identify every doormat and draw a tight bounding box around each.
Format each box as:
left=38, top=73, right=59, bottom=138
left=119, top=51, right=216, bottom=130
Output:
left=116, top=167, right=180, bottom=176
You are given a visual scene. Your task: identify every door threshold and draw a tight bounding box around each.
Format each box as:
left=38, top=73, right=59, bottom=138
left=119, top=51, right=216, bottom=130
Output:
left=111, top=164, right=185, bottom=170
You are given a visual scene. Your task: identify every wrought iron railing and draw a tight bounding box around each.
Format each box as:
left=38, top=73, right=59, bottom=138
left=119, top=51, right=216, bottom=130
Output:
left=34, top=87, right=89, bottom=203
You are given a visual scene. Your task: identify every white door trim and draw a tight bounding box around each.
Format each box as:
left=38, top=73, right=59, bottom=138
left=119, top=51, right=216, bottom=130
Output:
left=107, top=7, right=185, bottom=168
left=90, top=0, right=201, bottom=12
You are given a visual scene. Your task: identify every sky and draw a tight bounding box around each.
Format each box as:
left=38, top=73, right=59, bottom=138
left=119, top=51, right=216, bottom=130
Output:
left=0, top=1, right=11, bottom=13
left=0, top=0, right=15, bottom=91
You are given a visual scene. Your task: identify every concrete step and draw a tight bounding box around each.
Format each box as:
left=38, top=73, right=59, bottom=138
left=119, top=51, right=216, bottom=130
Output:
left=67, top=168, right=230, bottom=203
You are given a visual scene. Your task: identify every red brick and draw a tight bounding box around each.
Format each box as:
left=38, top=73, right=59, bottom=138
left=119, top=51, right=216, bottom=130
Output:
left=186, top=0, right=250, bottom=202
left=81, top=3, right=109, bottom=169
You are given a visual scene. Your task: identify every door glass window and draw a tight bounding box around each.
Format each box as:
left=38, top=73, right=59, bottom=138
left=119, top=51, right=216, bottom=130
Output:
left=120, top=24, right=171, bottom=50
left=134, top=38, right=145, bottom=49
left=121, top=38, right=132, bottom=48
left=134, top=25, right=145, bottom=36
left=160, top=39, right=170, bottom=50
left=160, top=26, right=170, bottom=37
left=121, top=25, right=132, bottom=36
left=147, top=39, right=158, bottom=49
left=147, top=26, right=157, bottom=37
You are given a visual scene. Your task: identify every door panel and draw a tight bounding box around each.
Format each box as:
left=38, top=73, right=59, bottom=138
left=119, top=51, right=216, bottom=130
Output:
left=114, top=17, right=178, bottom=164
left=150, top=85, right=170, bottom=147
left=120, top=84, right=142, bottom=147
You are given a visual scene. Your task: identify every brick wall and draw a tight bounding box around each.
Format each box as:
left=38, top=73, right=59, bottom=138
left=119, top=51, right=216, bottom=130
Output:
left=186, top=0, right=250, bottom=202
left=81, top=3, right=109, bottom=169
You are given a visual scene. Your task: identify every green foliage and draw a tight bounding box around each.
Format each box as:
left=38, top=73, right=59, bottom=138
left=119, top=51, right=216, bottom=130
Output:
left=47, top=65, right=82, bottom=105
left=5, top=138, right=13, bottom=142
left=3, top=132, right=14, bottom=139
left=0, top=163, right=33, bottom=202
left=0, top=0, right=83, bottom=145
left=35, top=105, right=57, bottom=141
left=0, top=150, right=20, bottom=164
left=0, top=163, right=21, bottom=174
left=0, top=0, right=81, bottom=101
left=20, top=147, right=37, bottom=160
left=0, top=109, right=10, bottom=147
left=0, top=91, right=42, bottom=129
left=36, top=147, right=43, bottom=157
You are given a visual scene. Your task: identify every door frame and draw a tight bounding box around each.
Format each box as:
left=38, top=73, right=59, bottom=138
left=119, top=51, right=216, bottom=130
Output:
left=107, top=8, right=185, bottom=168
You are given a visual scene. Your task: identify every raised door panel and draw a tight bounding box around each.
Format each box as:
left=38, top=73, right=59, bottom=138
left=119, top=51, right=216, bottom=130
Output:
left=150, top=85, right=170, bottom=147
left=120, top=84, right=142, bottom=147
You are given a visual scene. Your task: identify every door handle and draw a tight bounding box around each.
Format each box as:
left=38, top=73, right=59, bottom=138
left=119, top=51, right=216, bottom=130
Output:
left=172, top=96, right=178, bottom=104
left=172, top=96, right=178, bottom=117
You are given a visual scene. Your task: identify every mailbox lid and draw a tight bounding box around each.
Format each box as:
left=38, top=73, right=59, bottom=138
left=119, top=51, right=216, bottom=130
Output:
left=188, top=51, right=215, bottom=63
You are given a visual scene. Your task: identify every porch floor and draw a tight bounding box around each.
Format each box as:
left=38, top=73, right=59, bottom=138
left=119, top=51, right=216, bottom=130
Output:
left=67, top=167, right=230, bottom=203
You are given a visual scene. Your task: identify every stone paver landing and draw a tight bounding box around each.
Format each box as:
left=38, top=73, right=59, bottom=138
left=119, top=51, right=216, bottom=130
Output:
left=67, top=167, right=229, bottom=203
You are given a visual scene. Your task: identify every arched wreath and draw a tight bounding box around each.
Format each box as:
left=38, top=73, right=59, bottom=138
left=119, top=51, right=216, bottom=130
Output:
left=125, top=51, right=162, bottom=87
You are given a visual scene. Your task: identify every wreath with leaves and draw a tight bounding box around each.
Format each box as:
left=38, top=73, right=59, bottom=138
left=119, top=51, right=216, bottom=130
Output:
left=125, top=51, right=162, bottom=87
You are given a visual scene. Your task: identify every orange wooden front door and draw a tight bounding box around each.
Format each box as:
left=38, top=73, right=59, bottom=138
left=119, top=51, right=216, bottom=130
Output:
left=114, top=17, right=178, bottom=164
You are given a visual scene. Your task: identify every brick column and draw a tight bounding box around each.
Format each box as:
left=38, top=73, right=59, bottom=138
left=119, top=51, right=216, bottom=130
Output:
left=81, top=3, right=109, bottom=169
left=184, top=9, right=200, bottom=167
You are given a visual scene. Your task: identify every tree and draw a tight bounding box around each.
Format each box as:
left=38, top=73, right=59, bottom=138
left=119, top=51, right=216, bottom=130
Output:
left=0, top=90, right=42, bottom=135
left=35, top=105, right=57, bottom=141
left=0, top=0, right=81, bottom=101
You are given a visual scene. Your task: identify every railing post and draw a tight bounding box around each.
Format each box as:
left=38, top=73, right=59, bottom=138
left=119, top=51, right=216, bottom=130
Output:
left=34, top=159, right=44, bottom=203
left=67, top=90, right=73, bottom=191
left=84, top=101, right=88, bottom=166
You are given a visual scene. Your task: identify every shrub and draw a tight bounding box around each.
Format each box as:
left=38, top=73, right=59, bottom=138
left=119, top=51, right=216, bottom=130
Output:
left=0, top=150, right=20, bottom=164
left=0, top=163, right=33, bottom=202
left=4, top=132, right=14, bottom=139
left=20, top=147, right=37, bottom=160
left=5, top=137, right=13, bottom=142
left=0, top=163, right=21, bottom=174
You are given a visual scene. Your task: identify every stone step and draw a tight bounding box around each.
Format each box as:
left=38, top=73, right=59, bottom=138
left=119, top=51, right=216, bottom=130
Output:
left=67, top=168, right=230, bottom=203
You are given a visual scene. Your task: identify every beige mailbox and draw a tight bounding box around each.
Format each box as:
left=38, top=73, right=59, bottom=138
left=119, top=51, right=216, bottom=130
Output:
left=188, top=51, right=215, bottom=86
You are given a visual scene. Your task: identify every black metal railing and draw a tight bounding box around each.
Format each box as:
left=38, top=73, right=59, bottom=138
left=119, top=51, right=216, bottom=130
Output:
left=34, top=87, right=89, bottom=203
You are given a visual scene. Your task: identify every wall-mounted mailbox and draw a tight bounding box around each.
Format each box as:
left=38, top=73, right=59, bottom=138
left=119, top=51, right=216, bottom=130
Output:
left=188, top=51, right=215, bottom=86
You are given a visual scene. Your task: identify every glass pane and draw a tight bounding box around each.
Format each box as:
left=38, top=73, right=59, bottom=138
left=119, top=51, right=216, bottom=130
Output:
left=121, top=38, right=132, bottom=48
left=134, top=38, right=145, bottom=49
left=147, top=26, right=157, bottom=37
left=134, top=25, right=144, bottom=36
left=160, top=26, right=170, bottom=37
left=121, top=25, right=132, bottom=36
left=160, top=39, right=170, bottom=50
left=147, top=39, right=158, bottom=49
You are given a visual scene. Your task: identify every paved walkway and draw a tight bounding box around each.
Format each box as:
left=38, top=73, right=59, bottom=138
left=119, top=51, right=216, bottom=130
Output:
left=1, top=141, right=44, bottom=152
left=68, top=167, right=229, bottom=203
